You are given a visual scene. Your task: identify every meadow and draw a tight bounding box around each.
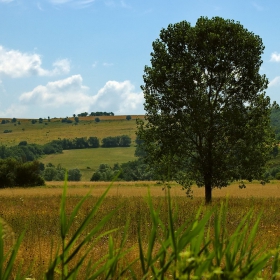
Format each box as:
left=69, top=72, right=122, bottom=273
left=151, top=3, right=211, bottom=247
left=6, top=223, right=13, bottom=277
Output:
left=40, top=146, right=136, bottom=181
left=1, top=181, right=280, bottom=279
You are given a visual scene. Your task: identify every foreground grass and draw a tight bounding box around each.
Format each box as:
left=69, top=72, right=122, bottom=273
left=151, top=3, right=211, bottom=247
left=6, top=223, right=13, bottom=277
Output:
left=0, top=182, right=280, bottom=278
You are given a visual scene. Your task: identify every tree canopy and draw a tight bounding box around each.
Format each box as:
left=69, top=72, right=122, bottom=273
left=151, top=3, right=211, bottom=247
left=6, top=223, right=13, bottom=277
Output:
left=137, top=17, right=275, bottom=203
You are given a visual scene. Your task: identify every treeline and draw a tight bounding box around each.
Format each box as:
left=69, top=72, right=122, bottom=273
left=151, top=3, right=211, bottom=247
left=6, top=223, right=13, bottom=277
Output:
left=78, top=111, right=114, bottom=117
left=90, top=160, right=158, bottom=182
left=42, top=163, right=81, bottom=182
left=0, top=158, right=44, bottom=188
left=0, top=135, right=132, bottom=161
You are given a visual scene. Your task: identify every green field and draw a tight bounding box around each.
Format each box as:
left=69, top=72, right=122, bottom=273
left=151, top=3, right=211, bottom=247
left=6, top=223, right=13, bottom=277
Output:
left=40, top=146, right=137, bottom=180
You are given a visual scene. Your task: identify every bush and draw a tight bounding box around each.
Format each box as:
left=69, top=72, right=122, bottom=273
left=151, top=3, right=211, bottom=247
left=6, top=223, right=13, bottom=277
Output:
left=68, top=168, right=82, bottom=181
left=43, top=165, right=65, bottom=181
left=18, top=141, right=27, bottom=146
left=90, top=163, right=119, bottom=181
left=3, top=130, right=12, bottom=133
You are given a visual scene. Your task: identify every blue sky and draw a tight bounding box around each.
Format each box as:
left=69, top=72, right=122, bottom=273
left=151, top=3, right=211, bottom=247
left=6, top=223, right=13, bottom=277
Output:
left=0, top=0, right=280, bottom=118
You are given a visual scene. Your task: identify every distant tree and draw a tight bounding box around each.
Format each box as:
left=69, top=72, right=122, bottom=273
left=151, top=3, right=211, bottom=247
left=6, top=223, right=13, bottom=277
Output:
left=74, top=117, right=79, bottom=123
left=39, top=118, right=43, bottom=124
left=78, top=112, right=88, bottom=117
left=95, top=117, right=100, bottom=123
left=1, top=120, right=5, bottom=124
left=73, top=114, right=76, bottom=118
left=19, top=141, right=28, bottom=146
left=119, top=135, right=131, bottom=147
left=43, top=167, right=58, bottom=181
left=88, top=137, right=100, bottom=148
left=12, top=118, right=17, bottom=123
left=102, top=136, right=119, bottom=147
left=90, top=164, right=117, bottom=181
left=48, top=116, right=51, bottom=122
left=126, top=115, right=132, bottom=121
left=31, top=119, right=37, bottom=124
left=68, top=169, right=82, bottom=181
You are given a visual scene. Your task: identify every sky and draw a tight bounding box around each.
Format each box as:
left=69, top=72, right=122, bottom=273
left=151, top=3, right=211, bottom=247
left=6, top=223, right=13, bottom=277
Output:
left=0, top=0, right=280, bottom=119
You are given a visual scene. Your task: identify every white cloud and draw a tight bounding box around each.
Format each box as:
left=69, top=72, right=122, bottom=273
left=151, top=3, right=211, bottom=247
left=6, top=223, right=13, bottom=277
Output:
left=0, top=45, right=70, bottom=77
left=19, top=76, right=144, bottom=114
left=0, top=104, right=28, bottom=118
left=103, top=62, right=114, bottom=67
left=19, top=75, right=89, bottom=108
left=93, top=80, right=144, bottom=114
left=49, top=0, right=95, bottom=8
left=270, top=52, right=280, bottom=62
left=252, top=2, right=264, bottom=11
left=269, top=76, right=280, bottom=87
left=0, top=0, right=13, bottom=3
left=92, top=61, right=98, bottom=68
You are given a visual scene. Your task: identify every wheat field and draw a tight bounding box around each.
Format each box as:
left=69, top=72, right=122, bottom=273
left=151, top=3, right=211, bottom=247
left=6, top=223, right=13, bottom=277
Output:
left=0, top=181, right=280, bottom=278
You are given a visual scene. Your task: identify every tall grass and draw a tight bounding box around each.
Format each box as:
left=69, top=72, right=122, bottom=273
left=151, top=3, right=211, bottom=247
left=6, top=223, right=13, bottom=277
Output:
left=0, top=181, right=280, bottom=279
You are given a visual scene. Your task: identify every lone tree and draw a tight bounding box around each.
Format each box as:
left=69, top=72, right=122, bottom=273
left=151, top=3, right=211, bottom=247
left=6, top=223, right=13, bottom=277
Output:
left=137, top=17, right=275, bottom=204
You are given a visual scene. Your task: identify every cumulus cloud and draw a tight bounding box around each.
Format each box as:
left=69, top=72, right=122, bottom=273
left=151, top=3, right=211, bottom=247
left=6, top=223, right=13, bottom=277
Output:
left=19, top=75, right=89, bottom=108
left=0, top=45, right=70, bottom=78
left=19, top=75, right=144, bottom=114
left=269, top=76, right=280, bottom=87
left=270, top=52, right=280, bottom=62
left=94, top=80, right=144, bottom=114
left=0, top=104, right=28, bottom=118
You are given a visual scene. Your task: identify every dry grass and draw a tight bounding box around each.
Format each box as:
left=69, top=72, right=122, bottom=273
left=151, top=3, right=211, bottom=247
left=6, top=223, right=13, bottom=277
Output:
left=0, top=181, right=279, bottom=198
left=1, top=182, right=280, bottom=278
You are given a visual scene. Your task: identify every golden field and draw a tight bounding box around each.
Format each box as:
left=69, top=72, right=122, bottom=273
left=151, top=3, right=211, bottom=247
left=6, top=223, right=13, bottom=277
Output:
left=1, top=181, right=280, bottom=278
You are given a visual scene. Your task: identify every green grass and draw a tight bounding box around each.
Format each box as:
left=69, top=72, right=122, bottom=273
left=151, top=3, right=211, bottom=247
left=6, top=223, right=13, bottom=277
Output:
left=40, top=146, right=137, bottom=181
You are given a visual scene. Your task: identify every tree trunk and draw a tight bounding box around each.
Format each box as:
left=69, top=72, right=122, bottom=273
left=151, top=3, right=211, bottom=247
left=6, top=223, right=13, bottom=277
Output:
left=205, top=179, right=212, bottom=204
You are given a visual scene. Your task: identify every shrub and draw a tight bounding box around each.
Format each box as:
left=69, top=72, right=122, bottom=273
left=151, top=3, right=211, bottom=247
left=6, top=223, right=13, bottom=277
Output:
left=68, top=168, right=82, bottom=181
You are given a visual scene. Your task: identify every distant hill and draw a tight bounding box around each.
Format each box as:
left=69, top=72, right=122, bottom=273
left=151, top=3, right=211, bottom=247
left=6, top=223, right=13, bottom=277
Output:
left=0, top=115, right=144, bottom=147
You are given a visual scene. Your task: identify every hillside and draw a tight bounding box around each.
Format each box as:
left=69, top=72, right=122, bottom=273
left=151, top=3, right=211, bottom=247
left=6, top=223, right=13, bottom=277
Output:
left=0, top=115, right=144, bottom=146
left=0, top=115, right=144, bottom=181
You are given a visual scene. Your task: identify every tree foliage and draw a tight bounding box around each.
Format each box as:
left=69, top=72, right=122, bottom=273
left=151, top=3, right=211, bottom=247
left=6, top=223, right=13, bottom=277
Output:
left=0, top=158, right=44, bottom=188
left=137, top=17, right=274, bottom=203
left=101, top=135, right=131, bottom=147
